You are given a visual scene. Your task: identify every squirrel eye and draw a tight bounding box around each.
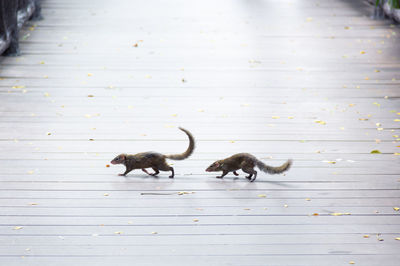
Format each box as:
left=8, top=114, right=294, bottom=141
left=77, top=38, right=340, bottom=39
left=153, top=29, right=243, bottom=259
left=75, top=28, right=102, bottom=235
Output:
left=115, top=157, right=119, bottom=161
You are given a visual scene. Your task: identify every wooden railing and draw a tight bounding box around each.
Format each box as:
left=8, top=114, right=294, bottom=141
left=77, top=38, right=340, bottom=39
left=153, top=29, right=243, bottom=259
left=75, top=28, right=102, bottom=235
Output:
left=0, top=0, right=42, bottom=56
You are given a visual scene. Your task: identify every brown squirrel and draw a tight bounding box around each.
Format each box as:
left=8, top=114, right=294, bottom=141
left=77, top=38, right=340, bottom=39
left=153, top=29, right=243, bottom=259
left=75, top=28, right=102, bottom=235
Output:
left=111, top=127, right=195, bottom=178
left=206, top=153, right=292, bottom=182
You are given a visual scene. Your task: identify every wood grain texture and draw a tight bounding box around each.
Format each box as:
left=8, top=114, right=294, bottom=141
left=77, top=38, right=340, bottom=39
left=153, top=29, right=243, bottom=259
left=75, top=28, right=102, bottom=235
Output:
left=0, top=0, right=400, bottom=265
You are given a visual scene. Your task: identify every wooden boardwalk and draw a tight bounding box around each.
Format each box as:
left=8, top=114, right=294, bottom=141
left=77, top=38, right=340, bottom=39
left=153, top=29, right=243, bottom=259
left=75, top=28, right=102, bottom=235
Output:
left=1, top=0, right=400, bottom=265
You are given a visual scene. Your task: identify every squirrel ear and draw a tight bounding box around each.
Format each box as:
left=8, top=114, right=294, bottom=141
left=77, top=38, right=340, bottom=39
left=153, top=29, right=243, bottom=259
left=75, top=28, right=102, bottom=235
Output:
left=215, top=162, right=220, bottom=167
left=121, top=154, right=126, bottom=160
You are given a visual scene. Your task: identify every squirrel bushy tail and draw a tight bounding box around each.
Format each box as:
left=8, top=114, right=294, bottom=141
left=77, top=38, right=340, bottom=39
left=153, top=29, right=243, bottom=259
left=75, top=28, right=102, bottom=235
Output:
left=256, top=159, right=292, bottom=174
left=165, top=127, right=195, bottom=160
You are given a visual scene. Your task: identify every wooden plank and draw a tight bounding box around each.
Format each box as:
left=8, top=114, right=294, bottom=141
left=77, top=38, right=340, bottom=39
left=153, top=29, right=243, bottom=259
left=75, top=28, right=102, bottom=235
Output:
left=1, top=0, right=400, bottom=264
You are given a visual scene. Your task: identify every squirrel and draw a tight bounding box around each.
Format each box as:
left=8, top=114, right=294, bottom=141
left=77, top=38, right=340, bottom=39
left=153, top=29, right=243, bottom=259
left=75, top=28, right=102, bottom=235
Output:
left=111, top=127, right=195, bottom=178
left=205, top=153, right=292, bottom=182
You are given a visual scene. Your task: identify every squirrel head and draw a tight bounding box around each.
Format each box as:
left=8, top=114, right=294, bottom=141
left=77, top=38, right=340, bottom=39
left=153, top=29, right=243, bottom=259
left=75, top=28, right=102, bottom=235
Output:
left=111, top=154, right=127, bottom=165
left=206, top=161, right=223, bottom=172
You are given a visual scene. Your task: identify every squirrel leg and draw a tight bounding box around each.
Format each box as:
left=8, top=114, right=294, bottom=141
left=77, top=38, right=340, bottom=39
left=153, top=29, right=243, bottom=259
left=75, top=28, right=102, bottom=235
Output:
left=217, top=171, right=229, bottom=179
left=242, top=167, right=257, bottom=182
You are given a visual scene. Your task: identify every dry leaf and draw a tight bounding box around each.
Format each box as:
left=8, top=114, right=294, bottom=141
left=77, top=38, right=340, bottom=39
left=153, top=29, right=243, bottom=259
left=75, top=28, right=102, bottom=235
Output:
left=370, top=150, right=381, bottom=154
left=330, top=213, right=351, bottom=216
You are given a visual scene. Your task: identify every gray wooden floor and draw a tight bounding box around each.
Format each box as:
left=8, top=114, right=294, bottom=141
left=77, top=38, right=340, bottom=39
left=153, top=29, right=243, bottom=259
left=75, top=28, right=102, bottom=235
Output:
left=1, top=0, right=400, bottom=265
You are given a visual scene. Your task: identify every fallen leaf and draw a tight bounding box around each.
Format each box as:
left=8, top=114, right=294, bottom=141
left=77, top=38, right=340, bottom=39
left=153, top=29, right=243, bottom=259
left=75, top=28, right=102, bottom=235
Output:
left=114, top=231, right=122, bottom=234
left=13, top=226, right=23, bottom=230
left=370, top=150, right=381, bottom=154
left=330, top=213, right=351, bottom=216
left=363, top=235, right=370, bottom=238
left=393, top=207, right=399, bottom=211
left=314, top=120, right=326, bottom=125
left=193, top=219, right=199, bottom=222
left=103, top=193, right=109, bottom=196
left=258, top=194, right=267, bottom=198
left=106, top=164, right=110, bottom=167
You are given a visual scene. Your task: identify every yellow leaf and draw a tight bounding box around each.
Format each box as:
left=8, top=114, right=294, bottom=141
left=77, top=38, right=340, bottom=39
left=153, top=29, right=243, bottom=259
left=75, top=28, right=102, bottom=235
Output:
left=306, top=17, right=313, bottom=22
left=87, top=73, right=93, bottom=77
left=13, top=226, right=23, bottom=230
left=370, top=150, right=381, bottom=154
left=363, top=235, right=370, bottom=238
left=151, top=232, right=158, bottom=234
left=373, top=102, right=380, bottom=107
left=44, top=92, right=50, bottom=97
left=257, top=194, right=267, bottom=198
left=193, top=219, right=199, bottom=222
left=330, top=213, right=351, bottom=216
left=360, top=51, right=366, bottom=54
left=315, top=120, right=326, bottom=125
left=394, top=207, right=399, bottom=211
left=271, top=116, right=280, bottom=119
left=349, top=261, right=355, bottom=265
left=114, top=231, right=122, bottom=234
left=395, top=237, right=400, bottom=241
left=103, top=193, right=109, bottom=196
